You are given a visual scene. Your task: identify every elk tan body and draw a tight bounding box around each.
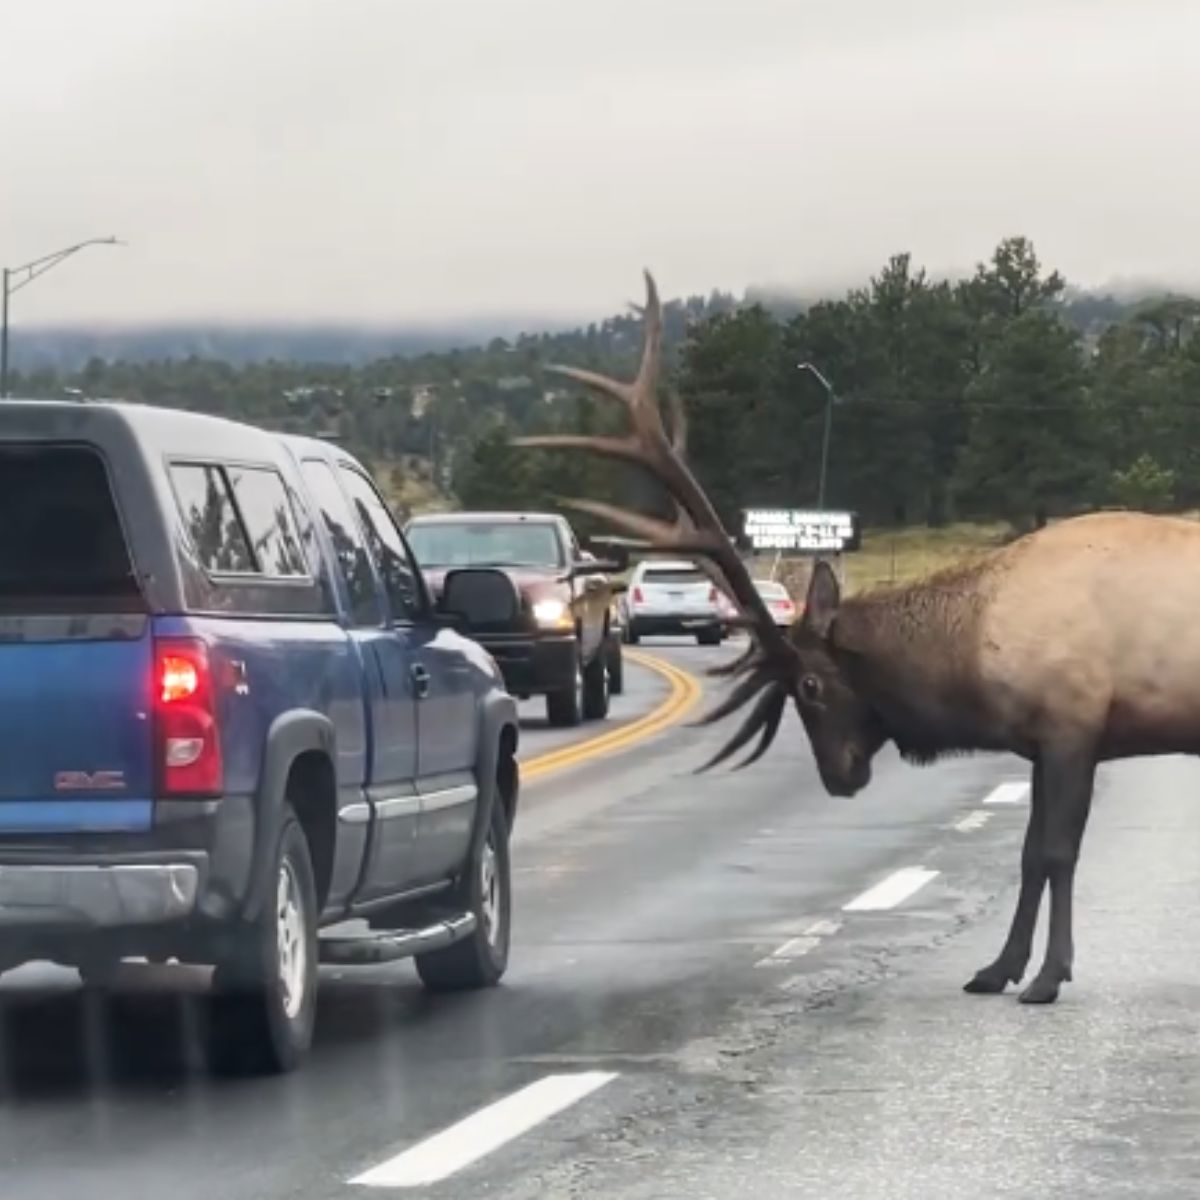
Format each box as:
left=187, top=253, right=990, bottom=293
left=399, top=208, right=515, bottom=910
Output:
left=518, top=270, right=1197, bottom=1007
left=835, top=511, right=1200, bottom=765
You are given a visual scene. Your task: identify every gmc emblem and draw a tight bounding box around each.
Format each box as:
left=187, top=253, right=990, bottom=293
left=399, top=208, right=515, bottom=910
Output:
left=54, top=771, right=127, bottom=792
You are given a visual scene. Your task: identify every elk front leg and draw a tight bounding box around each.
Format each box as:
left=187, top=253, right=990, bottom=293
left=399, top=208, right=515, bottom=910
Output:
left=964, top=761, right=1046, bottom=994
left=1018, top=746, right=1096, bottom=1005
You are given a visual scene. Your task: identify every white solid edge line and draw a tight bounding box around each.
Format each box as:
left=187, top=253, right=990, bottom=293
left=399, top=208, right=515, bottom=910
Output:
left=842, top=867, right=939, bottom=912
left=350, top=1071, right=618, bottom=1188
left=983, top=781, right=1030, bottom=805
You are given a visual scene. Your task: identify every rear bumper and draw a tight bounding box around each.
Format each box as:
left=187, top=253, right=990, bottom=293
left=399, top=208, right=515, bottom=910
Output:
left=476, top=634, right=577, bottom=695
left=0, top=861, right=200, bottom=929
left=0, top=795, right=256, bottom=935
left=628, top=612, right=721, bottom=635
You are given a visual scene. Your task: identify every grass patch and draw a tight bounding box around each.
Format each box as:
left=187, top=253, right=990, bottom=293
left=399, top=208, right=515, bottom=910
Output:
left=845, top=522, right=1012, bottom=593
left=749, top=522, right=1013, bottom=601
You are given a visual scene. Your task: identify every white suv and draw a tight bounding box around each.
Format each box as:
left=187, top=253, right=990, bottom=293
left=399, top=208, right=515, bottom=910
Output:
left=622, top=559, right=725, bottom=645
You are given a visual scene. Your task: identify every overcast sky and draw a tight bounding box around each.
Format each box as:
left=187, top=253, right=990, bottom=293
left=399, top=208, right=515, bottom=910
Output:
left=2, top=0, right=1198, bottom=325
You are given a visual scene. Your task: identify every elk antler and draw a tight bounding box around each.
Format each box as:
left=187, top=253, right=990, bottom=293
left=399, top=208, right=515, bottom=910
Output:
left=515, top=270, right=802, bottom=770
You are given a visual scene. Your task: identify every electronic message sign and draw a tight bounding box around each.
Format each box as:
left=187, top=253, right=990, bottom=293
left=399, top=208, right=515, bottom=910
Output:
left=742, top=508, right=861, bottom=554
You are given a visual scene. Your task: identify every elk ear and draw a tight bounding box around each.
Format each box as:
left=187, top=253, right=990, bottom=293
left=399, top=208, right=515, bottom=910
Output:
left=803, top=560, right=841, bottom=639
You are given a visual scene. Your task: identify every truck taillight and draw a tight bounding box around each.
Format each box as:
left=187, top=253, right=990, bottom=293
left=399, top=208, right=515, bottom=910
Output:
left=632, top=586, right=644, bottom=604
left=154, top=638, right=223, bottom=797
left=708, top=586, right=717, bottom=603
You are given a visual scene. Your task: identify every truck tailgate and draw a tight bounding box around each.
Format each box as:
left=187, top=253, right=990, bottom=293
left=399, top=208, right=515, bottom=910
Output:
left=0, top=618, right=154, bottom=813
left=0, top=442, right=154, bottom=830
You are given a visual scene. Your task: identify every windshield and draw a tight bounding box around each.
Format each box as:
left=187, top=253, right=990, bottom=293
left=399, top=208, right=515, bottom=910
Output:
left=407, top=520, right=563, bottom=569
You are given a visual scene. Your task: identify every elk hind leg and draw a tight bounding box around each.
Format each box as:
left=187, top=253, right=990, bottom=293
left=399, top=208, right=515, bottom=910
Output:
left=965, top=762, right=1046, bottom=994
left=1018, top=746, right=1095, bottom=1005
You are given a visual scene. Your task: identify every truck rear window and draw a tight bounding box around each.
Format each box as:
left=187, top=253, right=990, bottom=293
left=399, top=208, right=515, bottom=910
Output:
left=642, top=567, right=706, bottom=585
left=0, top=445, right=143, bottom=612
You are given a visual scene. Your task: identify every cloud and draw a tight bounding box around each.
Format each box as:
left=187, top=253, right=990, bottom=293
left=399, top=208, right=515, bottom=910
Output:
left=3, top=0, right=1198, bottom=323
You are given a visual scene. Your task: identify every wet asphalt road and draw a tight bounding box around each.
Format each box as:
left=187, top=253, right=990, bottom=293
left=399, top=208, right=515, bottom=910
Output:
left=3, top=641, right=1200, bottom=1198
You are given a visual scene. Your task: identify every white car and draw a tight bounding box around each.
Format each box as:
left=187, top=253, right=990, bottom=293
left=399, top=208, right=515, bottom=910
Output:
left=754, top=578, right=799, bottom=627
left=623, top=559, right=725, bottom=645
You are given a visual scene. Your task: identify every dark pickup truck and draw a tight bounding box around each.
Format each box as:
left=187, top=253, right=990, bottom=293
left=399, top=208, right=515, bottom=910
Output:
left=0, top=399, right=521, bottom=1074
left=405, top=511, right=626, bottom=727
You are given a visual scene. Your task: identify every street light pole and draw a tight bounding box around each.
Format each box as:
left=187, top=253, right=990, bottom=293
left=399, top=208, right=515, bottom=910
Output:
left=798, top=361, right=836, bottom=510
left=1, top=237, right=123, bottom=398
left=1, top=269, right=9, bottom=402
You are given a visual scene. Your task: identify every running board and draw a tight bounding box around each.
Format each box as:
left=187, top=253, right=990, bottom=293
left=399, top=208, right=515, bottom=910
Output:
left=318, top=913, right=476, bottom=965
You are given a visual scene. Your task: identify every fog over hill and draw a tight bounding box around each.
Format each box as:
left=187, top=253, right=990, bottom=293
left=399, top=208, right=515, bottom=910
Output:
left=10, top=277, right=1194, bottom=371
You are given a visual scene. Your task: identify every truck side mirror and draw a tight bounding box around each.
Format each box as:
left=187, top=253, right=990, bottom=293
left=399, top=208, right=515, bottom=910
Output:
left=579, top=540, right=629, bottom=573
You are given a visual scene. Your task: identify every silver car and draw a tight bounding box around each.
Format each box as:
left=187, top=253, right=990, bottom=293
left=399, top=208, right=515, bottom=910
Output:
left=623, top=559, right=725, bottom=645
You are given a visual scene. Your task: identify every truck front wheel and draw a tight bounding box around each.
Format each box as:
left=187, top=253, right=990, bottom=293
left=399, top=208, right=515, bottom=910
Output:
left=416, top=797, right=511, bottom=991
left=546, top=646, right=584, bottom=727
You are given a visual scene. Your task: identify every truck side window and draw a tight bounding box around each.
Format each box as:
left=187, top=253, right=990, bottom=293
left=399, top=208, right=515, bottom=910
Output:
left=225, top=465, right=309, bottom=578
left=299, top=459, right=382, bottom=627
left=169, top=463, right=256, bottom=575
left=337, top=467, right=422, bottom=622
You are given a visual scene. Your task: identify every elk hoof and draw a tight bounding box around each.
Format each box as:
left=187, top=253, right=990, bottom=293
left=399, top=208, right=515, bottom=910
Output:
left=1018, top=975, right=1061, bottom=1005
left=963, top=963, right=1017, bottom=994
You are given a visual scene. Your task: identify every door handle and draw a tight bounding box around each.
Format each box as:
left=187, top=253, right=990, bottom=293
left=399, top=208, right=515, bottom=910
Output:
left=410, top=663, right=431, bottom=699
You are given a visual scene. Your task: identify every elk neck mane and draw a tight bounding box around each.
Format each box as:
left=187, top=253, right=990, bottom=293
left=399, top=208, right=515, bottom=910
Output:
left=827, top=558, right=1001, bottom=765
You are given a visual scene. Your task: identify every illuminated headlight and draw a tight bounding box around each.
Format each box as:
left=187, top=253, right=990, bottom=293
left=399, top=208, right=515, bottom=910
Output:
left=532, top=598, right=572, bottom=629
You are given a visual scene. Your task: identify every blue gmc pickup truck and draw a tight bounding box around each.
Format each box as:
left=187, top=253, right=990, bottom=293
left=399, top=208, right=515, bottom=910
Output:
left=0, top=399, right=520, bottom=1074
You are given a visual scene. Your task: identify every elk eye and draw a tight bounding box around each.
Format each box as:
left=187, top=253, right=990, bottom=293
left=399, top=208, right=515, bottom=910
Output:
left=800, top=674, right=823, bottom=703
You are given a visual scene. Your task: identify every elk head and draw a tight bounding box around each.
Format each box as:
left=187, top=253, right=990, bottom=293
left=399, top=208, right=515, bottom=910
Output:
left=515, top=271, right=885, bottom=796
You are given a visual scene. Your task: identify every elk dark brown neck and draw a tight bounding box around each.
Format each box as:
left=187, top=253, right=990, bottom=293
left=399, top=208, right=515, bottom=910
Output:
left=830, top=563, right=999, bottom=763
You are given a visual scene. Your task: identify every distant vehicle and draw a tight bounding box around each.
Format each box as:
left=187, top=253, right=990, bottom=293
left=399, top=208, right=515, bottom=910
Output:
left=405, top=511, right=625, bottom=726
left=714, top=588, right=740, bottom=636
left=0, top=399, right=521, bottom=1075
left=754, top=578, right=798, bottom=627
left=623, top=558, right=725, bottom=646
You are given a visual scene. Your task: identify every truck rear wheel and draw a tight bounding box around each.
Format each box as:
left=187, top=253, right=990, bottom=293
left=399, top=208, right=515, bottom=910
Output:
left=416, top=798, right=511, bottom=991
left=205, top=811, right=318, bottom=1076
left=606, top=637, right=624, bottom=695
left=582, top=648, right=610, bottom=719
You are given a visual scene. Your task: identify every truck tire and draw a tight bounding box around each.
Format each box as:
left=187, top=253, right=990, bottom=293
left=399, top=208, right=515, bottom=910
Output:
left=697, top=627, right=723, bottom=646
left=582, top=648, right=610, bottom=719
left=416, top=798, right=511, bottom=991
left=607, top=638, right=624, bottom=695
left=546, top=646, right=584, bottom=727
left=205, top=810, right=319, bottom=1076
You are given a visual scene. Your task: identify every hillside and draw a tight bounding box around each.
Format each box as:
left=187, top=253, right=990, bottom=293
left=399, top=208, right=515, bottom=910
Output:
left=6, top=237, right=1199, bottom=542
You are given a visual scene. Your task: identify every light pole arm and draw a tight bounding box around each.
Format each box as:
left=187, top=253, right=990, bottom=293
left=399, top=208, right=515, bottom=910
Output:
left=5, top=237, right=123, bottom=296
left=1, top=236, right=123, bottom=398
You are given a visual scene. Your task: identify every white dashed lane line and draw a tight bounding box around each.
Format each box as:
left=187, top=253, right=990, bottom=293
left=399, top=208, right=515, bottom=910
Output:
left=755, top=919, right=844, bottom=969
left=954, top=810, right=992, bottom=833
left=351, top=1072, right=618, bottom=1189
left=983, top=781, right=1030, bottom=805
left=842, top=866, right=940, bottom=912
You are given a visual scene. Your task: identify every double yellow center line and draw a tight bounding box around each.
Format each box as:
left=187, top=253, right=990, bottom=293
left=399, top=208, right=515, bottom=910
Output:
left=519, top=649, right=703, bottom=783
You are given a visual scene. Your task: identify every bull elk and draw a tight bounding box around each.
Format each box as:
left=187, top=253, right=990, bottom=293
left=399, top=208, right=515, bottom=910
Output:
left=517, top=270, right=1200, bottom=1006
